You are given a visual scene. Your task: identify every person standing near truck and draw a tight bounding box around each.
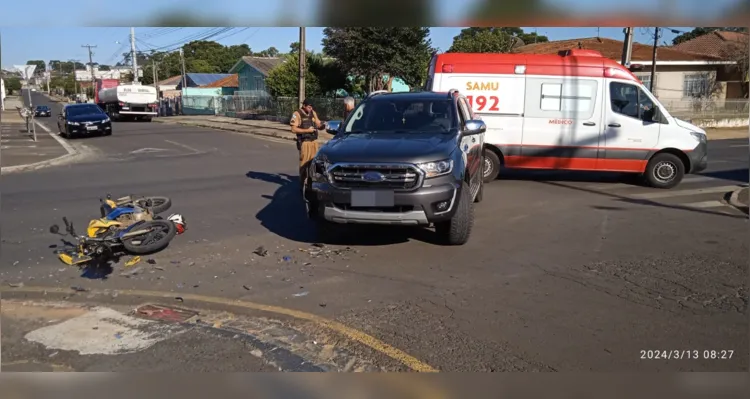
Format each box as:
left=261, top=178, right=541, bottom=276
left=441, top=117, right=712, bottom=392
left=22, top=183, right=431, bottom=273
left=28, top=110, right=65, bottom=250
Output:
left=290, top=99, right=325, bottom=189
left=343, top=96, right=355, bottom=120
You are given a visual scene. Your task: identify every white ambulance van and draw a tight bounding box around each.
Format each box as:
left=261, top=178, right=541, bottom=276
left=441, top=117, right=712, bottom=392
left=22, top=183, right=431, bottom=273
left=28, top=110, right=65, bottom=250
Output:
left=426, top=49, right=708, bottom=189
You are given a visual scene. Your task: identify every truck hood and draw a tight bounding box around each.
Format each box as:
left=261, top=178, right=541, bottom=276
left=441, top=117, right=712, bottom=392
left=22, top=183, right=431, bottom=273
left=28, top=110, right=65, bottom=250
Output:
left=673, top=118, right=706, bottom=135
left=318, top=132, right=458, bottom=164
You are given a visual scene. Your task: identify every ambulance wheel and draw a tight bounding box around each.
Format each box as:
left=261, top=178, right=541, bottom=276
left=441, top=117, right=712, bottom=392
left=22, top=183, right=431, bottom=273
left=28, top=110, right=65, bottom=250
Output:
left=644, top=153, right=685, bottom=189
left=483, top=149, right=501, bottom=183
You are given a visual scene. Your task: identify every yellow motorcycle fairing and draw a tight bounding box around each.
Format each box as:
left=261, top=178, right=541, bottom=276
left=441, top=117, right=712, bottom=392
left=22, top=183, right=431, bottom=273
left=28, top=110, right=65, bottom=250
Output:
left=58, top=250, right=92, bottom=265
left=105, top=199, right=118, bottom=209
left=87, top=218, right=122, bottom=238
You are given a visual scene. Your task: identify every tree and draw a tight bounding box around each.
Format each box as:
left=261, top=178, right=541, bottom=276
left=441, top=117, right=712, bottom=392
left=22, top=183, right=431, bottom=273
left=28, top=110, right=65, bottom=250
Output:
left=289, top=42, right=300, bottom=55
left=322, top=27, right=433, bottom=92
left=5, top=76, right=22, bottom=92
left=448, top=28, right=547, bottom=53
left=265, top=53, right=321, bottom=97
left=255, top=47, right=280, bottom=57
left=720, top=33, right=749, bottom=98
left=672, top=27, right=748, bottom=45
left=26, top=60, right=47, bottom=75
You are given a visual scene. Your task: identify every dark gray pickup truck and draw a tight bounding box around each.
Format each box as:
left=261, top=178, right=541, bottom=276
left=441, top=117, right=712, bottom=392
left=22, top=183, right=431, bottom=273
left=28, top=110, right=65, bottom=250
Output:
left=304, top=90, right=486, bottom=245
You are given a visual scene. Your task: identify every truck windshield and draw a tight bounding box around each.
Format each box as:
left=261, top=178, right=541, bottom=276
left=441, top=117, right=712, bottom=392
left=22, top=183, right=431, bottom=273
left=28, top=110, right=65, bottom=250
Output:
left=343, top=99, right=456, bottom=134
left=67, top=105, right=103, bottom=116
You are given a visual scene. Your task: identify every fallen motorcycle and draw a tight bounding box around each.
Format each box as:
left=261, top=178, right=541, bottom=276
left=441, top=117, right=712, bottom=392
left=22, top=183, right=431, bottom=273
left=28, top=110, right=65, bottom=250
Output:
left=50, top=215, right=178, bottom=267
left=103, top=194, right=172, bottom=215
left=98, top=198, right=187, bottom=235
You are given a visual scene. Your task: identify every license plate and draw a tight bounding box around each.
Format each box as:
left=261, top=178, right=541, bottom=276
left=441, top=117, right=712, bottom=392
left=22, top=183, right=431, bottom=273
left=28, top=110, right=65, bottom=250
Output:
left=86, top=125, right=98, bottom=130
left=351, top=190, right=394, bottom=207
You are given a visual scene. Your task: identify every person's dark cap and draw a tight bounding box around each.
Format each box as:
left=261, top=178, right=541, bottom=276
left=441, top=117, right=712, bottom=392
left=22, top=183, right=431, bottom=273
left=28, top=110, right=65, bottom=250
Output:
left=302, top=99, right=312, bottom=106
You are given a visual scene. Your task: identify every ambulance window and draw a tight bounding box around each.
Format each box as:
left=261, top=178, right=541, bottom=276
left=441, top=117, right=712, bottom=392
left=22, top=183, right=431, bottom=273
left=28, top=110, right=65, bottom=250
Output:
left=609, top=82, right=639, bottom=119
left=540, top=83, right=563, bottom=111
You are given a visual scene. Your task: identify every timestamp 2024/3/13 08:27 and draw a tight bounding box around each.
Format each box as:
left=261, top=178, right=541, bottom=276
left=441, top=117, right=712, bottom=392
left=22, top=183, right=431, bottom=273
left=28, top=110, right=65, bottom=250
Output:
left=640, top=350, right=735, bottom=360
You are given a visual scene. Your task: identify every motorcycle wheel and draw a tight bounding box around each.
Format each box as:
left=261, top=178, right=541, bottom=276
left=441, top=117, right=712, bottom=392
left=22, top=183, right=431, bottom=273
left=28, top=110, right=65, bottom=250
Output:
left=134, top=196, right=172, bottom=214
left=121, top=220, right=176, bottom=254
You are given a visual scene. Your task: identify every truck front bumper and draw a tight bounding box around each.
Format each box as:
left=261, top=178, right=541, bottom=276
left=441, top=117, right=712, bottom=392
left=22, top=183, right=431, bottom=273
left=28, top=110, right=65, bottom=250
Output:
left=311, top=180, right=461, bottom=226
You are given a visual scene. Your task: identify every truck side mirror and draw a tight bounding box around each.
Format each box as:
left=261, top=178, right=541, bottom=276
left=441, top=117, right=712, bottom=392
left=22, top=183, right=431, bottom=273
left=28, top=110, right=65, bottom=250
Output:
left=326, top=120, right=341, bottom=134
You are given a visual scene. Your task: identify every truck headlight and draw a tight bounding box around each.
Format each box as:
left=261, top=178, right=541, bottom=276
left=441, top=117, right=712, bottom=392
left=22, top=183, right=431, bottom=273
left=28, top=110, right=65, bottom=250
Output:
left=67, top=121, right=80, bottom=126
left=311, top=156, right=330, bottom=182
left=417, top=159, right=453, bottom=178
left=690, top=132, right=707, bottom=143
left=102, top=117, right=110, bottom=123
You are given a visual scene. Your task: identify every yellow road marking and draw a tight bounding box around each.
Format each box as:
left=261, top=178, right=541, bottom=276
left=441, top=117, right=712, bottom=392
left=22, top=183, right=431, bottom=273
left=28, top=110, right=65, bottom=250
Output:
left=2, top=285, right=438, bottom=373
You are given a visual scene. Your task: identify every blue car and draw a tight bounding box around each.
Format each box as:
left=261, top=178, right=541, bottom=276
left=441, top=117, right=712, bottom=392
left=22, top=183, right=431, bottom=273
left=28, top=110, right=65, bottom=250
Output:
left=34, top=105, right=51, bottom=117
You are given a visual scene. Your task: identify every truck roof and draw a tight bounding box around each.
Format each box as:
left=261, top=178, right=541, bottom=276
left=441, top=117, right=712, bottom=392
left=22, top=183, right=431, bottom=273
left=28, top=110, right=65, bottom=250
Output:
left=434, top=50, right=639, bottom=82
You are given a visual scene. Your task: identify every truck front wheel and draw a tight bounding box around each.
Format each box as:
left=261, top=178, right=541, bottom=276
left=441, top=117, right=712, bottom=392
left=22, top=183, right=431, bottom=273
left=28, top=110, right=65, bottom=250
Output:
left=435, top=182, right=474, bottom=245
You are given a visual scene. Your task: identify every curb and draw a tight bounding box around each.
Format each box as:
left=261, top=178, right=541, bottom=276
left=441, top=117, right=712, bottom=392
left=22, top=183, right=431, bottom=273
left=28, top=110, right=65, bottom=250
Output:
left=154, top=119, right=332, bottom=145
left=0, top=120, right=92, bottom=175
left=1, top=285, right=439, bottom=373
left=726, top=186, right=749, bottom=215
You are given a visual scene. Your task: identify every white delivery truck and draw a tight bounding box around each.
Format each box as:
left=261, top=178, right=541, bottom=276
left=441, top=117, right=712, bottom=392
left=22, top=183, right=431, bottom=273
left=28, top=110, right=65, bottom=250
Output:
left=426, top=49, right=708, bottom=189
left=97, top=84, right=158, bottom=122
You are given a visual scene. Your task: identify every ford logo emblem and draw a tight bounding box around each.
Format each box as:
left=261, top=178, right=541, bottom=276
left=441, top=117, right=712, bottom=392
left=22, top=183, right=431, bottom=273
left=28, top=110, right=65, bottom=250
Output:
left=362, top=171, right=385, bottom=182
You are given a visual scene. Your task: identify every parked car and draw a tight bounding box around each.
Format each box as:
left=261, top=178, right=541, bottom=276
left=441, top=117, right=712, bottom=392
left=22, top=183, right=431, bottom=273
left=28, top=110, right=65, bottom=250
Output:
left=57, top=103, right=112, bottom=139
left=306, top=90, right=486, bottom=245
left=34, top=105, right=51, bottom=117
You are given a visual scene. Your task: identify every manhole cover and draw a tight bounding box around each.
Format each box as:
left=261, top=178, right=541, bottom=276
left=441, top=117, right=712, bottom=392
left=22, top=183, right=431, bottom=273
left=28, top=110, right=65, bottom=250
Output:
left=133, top=304, right=199, bottom=323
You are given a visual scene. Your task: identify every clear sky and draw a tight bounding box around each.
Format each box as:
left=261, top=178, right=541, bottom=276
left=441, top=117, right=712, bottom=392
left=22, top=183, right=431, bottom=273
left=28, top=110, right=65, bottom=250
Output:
left=1, top=26, right=691, bottom=69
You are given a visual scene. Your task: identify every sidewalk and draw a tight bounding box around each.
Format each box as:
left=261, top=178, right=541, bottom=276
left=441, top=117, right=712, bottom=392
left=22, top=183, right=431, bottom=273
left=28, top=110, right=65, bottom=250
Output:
left=156, top=114, right=746, bottom=142
left=0, top=111, right=69, bottom=173
left=728, top=186, right=749, bottom=214
left=153, top=115, right=335, bottom=144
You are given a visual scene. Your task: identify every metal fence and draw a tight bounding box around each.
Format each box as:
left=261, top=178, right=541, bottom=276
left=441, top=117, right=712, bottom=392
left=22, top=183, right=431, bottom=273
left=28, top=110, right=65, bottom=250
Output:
left=221, top=95, right=361, bottom=122
left=662, top=98, right=749, bottom=120
left=164, top=94, right=361, bottom=121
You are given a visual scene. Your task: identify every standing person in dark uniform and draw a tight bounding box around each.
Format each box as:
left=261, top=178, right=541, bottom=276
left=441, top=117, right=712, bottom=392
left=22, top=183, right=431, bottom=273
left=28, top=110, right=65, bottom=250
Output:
left=290, top=99, right=325, bottom=190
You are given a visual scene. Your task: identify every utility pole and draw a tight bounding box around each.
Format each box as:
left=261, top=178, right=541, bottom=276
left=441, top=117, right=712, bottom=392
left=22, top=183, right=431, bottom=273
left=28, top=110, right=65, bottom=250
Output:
left=179, top=47, right=187, bottom=115
left=621, top=27, right=634, bottom=67
left=298, top=27, right=305, bottom=108
left=82, top=44, right=97, bottom=99
left=649, top=27, right=660, bottom=93
left=152, top=59, right=160, bottom=94
left=130, top=27, right=139, bottom=84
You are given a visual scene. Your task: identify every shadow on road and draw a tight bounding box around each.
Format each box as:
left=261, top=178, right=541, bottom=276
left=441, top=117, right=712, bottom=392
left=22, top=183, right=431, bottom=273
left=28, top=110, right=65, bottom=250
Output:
left=246, top=170, right=443, bottom=246
left=699, top=168, right=749, bottom=184
left=541, top=180, right=747, bottom=219
left=499, top=169, right=644, bottom=186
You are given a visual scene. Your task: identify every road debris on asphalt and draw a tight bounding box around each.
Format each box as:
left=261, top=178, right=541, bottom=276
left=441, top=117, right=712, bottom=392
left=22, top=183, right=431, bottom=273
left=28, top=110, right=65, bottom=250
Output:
left=7, top=282, right=24, bottom=288
left=124, top=256, right=141, bottom=267
left=293, top=291, right=309, bottom=297
left=146, top=258, right=156, bottom=264
left=120, top=266, right=143, bottom=278
left=70, top=286, right=89, bottom=292
left=253, top=246, right=268, bottom=256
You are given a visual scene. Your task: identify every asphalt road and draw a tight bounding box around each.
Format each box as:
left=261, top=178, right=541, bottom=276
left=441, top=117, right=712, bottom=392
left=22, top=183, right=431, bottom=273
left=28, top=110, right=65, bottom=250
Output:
left=2, top=91, right=747, bottom=372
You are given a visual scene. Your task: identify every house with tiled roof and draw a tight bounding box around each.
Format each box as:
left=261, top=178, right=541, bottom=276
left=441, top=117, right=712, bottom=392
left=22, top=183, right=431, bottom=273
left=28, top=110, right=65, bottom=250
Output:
left=671, top=30, right=748, bottom=99
left=513, top=36, right=744, bottom=113
left=228, top=56, right=285, bottom=95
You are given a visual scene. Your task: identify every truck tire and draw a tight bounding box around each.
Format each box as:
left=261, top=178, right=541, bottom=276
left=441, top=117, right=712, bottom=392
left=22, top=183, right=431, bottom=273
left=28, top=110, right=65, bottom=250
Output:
left=435, top=181, right=474, bottom=245
left=644, top=153, right=685, bottom=189
left=483, top=149, right=501, bottom=183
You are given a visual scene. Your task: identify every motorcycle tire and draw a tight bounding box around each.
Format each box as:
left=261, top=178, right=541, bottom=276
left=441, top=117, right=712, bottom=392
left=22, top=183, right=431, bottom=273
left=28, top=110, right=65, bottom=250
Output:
left=121, top=220, right=177, bottom=255
left=134, top=196, right=172, bottom=214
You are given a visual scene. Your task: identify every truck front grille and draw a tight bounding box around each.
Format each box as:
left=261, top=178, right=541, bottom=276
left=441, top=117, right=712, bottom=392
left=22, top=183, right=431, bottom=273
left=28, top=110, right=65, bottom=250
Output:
left=329, top=163, right=422, bottom=190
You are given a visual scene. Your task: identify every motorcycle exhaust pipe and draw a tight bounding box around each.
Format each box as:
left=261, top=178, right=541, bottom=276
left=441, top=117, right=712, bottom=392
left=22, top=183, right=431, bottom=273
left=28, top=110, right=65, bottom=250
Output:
left=121, top=228, right=151, bottom=238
